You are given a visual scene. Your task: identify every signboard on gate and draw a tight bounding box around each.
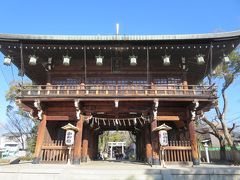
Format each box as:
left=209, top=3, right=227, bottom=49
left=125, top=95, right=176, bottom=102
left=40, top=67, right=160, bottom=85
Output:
left=158, top=130, right=169, bottom=146
left=65, top=129, right=75, bottom=146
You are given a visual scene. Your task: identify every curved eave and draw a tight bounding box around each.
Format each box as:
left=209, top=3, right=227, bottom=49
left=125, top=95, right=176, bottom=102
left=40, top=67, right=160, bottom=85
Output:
left=0, top=30, right=240, bottom=42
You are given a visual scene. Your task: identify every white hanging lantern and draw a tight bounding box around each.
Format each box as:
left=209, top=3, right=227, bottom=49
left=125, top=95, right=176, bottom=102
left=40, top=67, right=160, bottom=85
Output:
left=47, top=57, right=53, bottom=70
left=63, top=55, right=71, bottom=66
left=163, top=55, right=170, bottom=66
left=3, top=56, right=12, bottom=66
left=114, top=99, right=119, bottom=108
left=223, top=55, right=230, bottom=63
left=96, top=56, right=103, bottom=66
left=29, top=55, right=38, bottom=65
left=197, top=55, right=205, bottom=65
left=129, top=55, right=137, bottom=66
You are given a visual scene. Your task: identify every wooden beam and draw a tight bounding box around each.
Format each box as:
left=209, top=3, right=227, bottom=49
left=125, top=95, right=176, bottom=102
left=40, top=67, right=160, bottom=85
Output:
left=163, top=146, right=191, bottom=150
left=46, top=115, right=69, bottom=121
left=33, top=114, right=47, bottom=164
left=41, top=146, right=68, bottom=150
left=157, top=115, right=180, bottom=121
left=19, top=97, right=214, bottom=102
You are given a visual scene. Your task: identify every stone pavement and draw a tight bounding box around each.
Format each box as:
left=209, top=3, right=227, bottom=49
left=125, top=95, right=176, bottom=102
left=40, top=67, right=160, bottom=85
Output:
left=0, top=161, right=240, bottom=180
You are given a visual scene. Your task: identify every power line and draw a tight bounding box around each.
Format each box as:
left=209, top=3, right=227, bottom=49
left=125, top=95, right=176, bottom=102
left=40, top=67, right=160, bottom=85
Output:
left=0, top=64, right=9, bottom=85
left=227, top=113, right=240, bottom=121
left=227, top=116, right=240, bottom=124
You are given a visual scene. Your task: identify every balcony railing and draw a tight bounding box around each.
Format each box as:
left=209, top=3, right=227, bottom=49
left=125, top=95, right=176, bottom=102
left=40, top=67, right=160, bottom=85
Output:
left=18, top=84, right=217, bottom=98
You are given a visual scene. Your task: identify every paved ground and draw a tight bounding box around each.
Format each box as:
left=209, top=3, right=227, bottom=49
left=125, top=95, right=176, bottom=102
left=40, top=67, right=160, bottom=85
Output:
left=0, top=161, right=240, bottom=180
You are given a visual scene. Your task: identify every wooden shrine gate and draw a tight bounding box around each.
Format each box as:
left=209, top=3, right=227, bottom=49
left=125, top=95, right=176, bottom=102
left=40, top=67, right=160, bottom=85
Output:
left=1, top=30, right=239, bottom=166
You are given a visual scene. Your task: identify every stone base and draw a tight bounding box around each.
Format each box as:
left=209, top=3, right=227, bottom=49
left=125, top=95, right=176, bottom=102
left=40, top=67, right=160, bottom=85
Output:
left=72, top=158, right=81, bottom=165
left=81, top=156, right=87, bottom=162
left=146, top=157, right=152, bottom=165
left=9, top=157, right=20, bottom=164
left=152, top=158, right=160, bottom=165
left=192, top=158, right=200, bottom=165
left=32, top=157, right=40, bottom=164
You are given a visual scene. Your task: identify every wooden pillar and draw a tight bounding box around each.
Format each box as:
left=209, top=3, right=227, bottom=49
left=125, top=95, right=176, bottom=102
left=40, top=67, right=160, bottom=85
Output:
left=136, top=133, right=140, bottom=160
left=46, top=71, right=51, bottom=84
left=91, top=131, right=97, bottom=160
left=141, top=130, right=146, bottom=161
left=187, top=109, right=200, bottom=165
left=93, top=132, right=98, bottom=159
left=151, top=119, right=160, bottom=165
left=88, top=133, right=92, bottom=159
left=145, top=124, right=152, bottom=164
left=73, top=115, right=83, bottom=164
left=81, top=123, right=89, bottom=162
left=183, top=72, right=188, bottom=90
left=88, top=128, right=94, bottom=160
left=33, top=114, right=47, bottom=164
left=95, top=133, right=99, bottom=159
left=139, top=132, right=143, bottom=161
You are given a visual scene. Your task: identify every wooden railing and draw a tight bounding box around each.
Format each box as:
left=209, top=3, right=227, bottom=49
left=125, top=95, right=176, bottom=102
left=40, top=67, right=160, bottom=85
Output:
left=18, top=84, right=216, bottom=98
left=160, top=140, right=192, bottom=162
left=40, top=140, right=70, bottom=163
left=39, top=140, right=192, bottom=163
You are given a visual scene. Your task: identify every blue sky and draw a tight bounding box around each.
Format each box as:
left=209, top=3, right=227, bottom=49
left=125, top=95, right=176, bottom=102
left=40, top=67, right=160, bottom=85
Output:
left=0, top=0, right=240, bottom=133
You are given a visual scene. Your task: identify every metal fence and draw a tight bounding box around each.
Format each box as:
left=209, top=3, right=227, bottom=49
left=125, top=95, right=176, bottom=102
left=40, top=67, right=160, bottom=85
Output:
left=201, top=149, right=240, bottom=162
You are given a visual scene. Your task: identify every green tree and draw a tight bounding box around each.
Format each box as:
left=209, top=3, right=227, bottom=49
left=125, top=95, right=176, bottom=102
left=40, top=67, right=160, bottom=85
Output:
left=98, top=131, right=135, bottom=153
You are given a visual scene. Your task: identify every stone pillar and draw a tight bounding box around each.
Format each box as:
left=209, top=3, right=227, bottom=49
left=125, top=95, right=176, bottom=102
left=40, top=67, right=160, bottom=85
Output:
left=151, top=120, right=160, bottom=165
left=81, top=123, right=89, bottom=162
left=145, top=124, right=152, bottom=164
left=73, top=115, right=83, bottom=164
left=188, top=108, right=200, bottom=165
left=33, top=114, right=47, bottom=164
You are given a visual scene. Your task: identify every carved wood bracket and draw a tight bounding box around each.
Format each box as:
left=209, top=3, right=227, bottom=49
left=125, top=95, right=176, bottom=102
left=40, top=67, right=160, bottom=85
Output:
left=190, top=99, right=199, bottom=121
left=34, top=99, right=43, bottom=120
left=74, top=99, right=81, bottom=120
left=153, top=99, right=159, bottom=120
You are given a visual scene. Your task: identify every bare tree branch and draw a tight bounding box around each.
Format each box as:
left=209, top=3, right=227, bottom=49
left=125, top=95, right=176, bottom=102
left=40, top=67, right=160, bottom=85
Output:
left=229, top=123, right=236, bottom=134
left=3, top=108, right=36, bottom=149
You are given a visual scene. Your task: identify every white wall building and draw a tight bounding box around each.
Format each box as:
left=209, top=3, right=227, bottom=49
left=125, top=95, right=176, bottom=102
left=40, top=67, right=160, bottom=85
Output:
left=0, top=133, right=29, bottom=150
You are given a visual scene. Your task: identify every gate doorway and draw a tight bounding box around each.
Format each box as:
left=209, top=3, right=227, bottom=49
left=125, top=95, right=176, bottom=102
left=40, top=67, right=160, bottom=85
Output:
left=98, top=131, right=136, bottom=161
